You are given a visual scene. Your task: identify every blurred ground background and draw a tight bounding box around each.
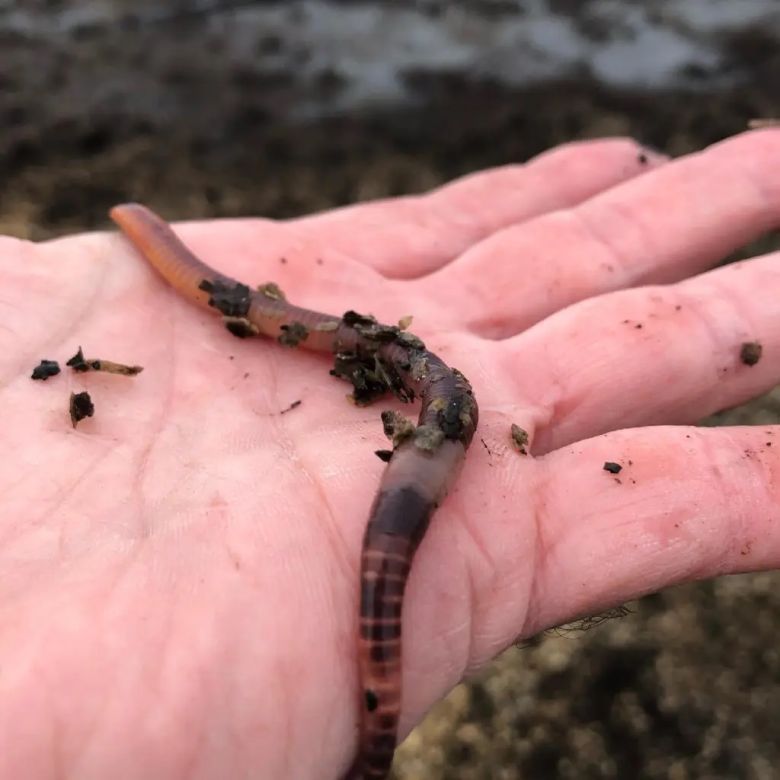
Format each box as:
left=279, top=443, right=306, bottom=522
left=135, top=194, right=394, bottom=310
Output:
left=2, top=1, right=780, bottom=778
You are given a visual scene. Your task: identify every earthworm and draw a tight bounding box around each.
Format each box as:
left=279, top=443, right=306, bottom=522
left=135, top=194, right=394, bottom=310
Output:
left=110, top=203, right=478, bottom=779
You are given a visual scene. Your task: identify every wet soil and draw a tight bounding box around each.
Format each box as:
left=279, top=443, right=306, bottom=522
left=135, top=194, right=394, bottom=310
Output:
left=4, top=73, right=779, bottom=241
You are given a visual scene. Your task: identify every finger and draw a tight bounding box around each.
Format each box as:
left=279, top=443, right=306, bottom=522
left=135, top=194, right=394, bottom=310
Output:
left=393, top=423, right=780, bottom=735
left=288, top=139, right=665, bottom=278
left=523, top=425, right=780, bottom=636
left=432, top=128, right=780, bottom=338
left=499, top=250, right=780, bottom=454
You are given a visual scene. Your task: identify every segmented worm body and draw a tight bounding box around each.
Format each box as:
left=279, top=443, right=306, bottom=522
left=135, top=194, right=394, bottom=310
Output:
left=110, top=204, right=478, bottom=779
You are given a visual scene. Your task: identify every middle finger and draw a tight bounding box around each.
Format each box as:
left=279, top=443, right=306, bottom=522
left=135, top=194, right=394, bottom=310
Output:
left=500, top=250, right=780, bottom=455
left=425, top=129, right=780, bottom=339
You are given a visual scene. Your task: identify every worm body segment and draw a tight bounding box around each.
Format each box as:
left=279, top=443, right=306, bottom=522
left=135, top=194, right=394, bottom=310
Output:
left=110, top=203, right=478, bottom=779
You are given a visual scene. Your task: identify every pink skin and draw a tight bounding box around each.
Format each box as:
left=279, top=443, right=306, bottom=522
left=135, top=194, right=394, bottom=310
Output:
left=0, top=131, right=779, bottom=779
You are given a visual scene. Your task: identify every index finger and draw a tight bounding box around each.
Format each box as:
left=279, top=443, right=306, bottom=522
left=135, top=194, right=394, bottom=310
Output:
left=288, top=138, right=665, bottom=278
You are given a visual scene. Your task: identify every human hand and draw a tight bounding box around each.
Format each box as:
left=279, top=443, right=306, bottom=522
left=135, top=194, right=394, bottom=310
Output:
left=1, top=130, right=779, bottom=779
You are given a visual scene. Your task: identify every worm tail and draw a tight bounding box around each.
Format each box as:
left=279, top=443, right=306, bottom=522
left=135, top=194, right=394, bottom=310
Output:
left=356, top=533, right=414, bottom=777
left=351, top=477, right=441, bottom=779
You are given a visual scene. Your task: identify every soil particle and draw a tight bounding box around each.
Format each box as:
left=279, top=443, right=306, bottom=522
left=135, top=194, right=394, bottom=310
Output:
left=223, top=316, right=259, bottom=339
left=603, top=461, right=622, bottom=474
left=740, top=341, right=762, bottom=366
left=199, top=279, right=251, bottom=318
left=381, top=410, right=416, bottom=447
left=330, top=315, right=421, bottom=404
left=342, top=310, right=377, bottom=328
left=66, top=347, right=89, bottom=371
left=510, top=424, right=529, bottom=454
left=413, top=424, right=445, bottom=452
left=437, top=397, right=469, bottom=440
left=409, top=355, right=429, bottom=382
left=69, top=390, right=94, bottom=427
left=31, top=359, right=60, bottom=380
left=334, top=356, right=378, bottom=403
left=396, top=331, right=425, bottom=350
left=278, top=321, right=309, bottom=347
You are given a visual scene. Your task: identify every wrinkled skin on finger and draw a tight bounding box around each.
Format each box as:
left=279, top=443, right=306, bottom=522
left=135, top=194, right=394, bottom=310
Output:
left=0, top=130, right=779, bottom=779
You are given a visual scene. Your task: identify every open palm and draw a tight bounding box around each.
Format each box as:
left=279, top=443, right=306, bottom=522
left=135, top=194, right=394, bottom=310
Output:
left=2, top=130, right=780, bottom=780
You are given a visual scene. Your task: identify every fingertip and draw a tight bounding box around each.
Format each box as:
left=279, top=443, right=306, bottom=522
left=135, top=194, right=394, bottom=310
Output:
left=705, top=126, right=780, bottom=159
left=533, top=136, right=668, bottom=169
left=634, top=143, right=670, bottom=169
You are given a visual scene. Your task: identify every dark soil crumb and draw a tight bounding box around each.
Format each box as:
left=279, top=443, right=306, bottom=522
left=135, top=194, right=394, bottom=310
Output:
left=199, top=279, right=251, bottom=318
left=280, top=399, right=302, bottom=414
left=603, top=461, right=622, bottom=474
left=381, top=410, right=416, bottom=447
left=278, top=322, right=309, bottom=347
left=740, top=341, right=763, bottom=366
left=223, top=316, right=260, bottom=339
left=69, top=391, right=94, bottom=427
left=66, top=347, right=89, bottom=371
left=31, top=359, right=60, bottom=380
left=510, top=424, right=529, bottom=454
left=436, top=396, right=472, bottom=441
